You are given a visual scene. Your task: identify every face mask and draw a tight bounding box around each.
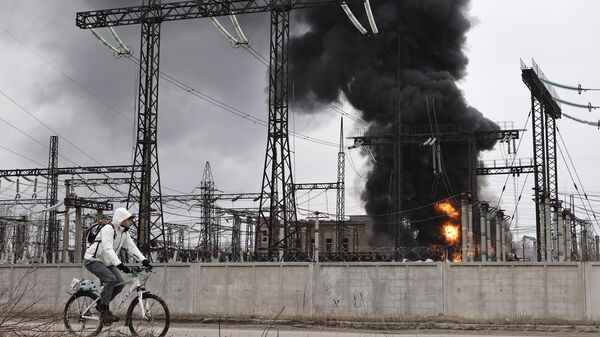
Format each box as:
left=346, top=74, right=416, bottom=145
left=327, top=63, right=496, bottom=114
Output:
left=121, top=225, right=130, bottom=232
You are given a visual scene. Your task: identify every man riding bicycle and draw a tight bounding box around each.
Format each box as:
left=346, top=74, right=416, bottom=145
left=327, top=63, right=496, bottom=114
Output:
left=84, top=207, right=153, bottom=326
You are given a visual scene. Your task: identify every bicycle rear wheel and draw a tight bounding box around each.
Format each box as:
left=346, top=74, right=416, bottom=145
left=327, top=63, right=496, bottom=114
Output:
left=126, top=292, right=170, bottom=337
left=64, top=291, right=103, bottom=336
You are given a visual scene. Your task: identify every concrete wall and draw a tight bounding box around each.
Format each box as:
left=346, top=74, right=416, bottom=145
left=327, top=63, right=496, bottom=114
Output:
left=1, top=262, right=599, bottom=321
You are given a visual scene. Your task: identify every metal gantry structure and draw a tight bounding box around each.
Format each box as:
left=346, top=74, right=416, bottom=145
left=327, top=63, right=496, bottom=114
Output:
left=76, top=0, right=364, bottom=260
left=0, top=187, right=261, bottom=263
left=290, top=118, right=346, bottom=252
left=521, top=59, right=562, bottom=261
left=0, top=192, right=263, bottom=207
left=350, top=127, right=523, bottom=200
left=0, top=138, right=139, bottom=262
left=349, top=125, right=523, bottom=253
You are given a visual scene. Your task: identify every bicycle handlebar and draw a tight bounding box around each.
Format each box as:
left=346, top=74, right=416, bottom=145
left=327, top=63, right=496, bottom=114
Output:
left=128, top=266, right=152, bottom=276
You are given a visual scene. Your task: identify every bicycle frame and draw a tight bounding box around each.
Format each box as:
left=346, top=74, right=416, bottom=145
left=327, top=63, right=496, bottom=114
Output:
left=80, top=273, right=147, bottom=320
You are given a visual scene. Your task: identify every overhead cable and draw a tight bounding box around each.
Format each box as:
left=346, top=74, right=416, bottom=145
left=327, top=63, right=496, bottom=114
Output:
left=91, top=28, right=130, bottom=57
left=243, top=45, right=269, bottom=66
left=557, top=127, right=600, bottom=233
left=557, top=144, right=597, bottom=236
left=0, top=144, right=45, bottom=166
left=363, top=0, right=379, bottom=34
left=210, top=17, right=239, bottom=45
left=341, top=3, right=368, bottom=34
left=0, top=24, right=132, bottom=124
left=507, top=173, right=530, bottom=228
left=124, top=56, right=339, bottom=148
left=540, top=78, right=600, bottom=95
left=365, top=145, right=377, bottom=164
left=552, top=96, right=599, bottom=112
left=562, top=111, right=600, bottom=127
left=107, top=27, right=131, bottom=55
left=346, top=151, right=364, bottom=178
left=0, top=86, right=111, bottom=167
left=309, top=93, right=368, bottom=127
left=495, top=110, right=532, bottom=209
left=210, top=15, right=249, bottom=47
left=230, top=15, right=249, bottom=44
left=32, top=201, right=63, bottom=214
left=90, top=28, right=121, bottom=54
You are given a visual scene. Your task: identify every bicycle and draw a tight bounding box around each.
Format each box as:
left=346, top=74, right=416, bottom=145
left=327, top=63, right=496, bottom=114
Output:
left=63, top=266, right=170, bottom=337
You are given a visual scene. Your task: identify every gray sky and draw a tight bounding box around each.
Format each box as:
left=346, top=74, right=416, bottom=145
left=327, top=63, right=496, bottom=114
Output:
left=0, top=1, right=598, bottom=239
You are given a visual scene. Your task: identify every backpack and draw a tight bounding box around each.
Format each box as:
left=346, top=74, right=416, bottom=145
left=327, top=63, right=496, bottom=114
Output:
left=85, top=219, right=112, bottom=244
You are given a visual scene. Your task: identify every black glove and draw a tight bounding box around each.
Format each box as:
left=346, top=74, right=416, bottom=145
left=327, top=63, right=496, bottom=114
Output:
left=142, top=259, right=153, bottom=271
left=117, top=263, right=131, bottom=274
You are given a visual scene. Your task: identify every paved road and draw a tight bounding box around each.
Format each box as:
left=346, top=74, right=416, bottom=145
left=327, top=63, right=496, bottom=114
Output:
left=97, top=324, right=596, bottom=337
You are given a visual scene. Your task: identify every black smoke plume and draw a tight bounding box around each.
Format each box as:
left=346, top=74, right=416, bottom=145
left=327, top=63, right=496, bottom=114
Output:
left=290, top=0, right=498, bottom=247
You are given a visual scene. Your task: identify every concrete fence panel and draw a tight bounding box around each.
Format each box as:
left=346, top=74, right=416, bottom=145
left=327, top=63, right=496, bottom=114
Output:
left=584, top=262, right=600, bottom=319
left=446, top=263, right=582, bottom=320
left=220, top=265, right=256, bottom=317
left=314, top=263, right=443, bottom=319
left=0, top=262, right=595, bottom=322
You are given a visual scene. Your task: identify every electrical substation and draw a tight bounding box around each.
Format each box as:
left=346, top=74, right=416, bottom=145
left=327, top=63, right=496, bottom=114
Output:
left=0, top=0, right=600, bottom=325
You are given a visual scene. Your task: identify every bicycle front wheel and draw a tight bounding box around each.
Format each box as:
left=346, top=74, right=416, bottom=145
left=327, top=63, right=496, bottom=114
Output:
left=126, top=292, right=170, bottom=337
left=63, top=291, right=102, bottom=336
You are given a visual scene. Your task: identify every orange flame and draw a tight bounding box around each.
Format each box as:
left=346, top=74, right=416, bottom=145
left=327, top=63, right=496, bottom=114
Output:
left=451, top=251, right=462, bottom=262
left=442, top=222, right=460, bottom=244
left=435, top=201, right=459, bottom=220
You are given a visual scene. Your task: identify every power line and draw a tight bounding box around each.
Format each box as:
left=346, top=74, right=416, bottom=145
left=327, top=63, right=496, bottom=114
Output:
left=226, top=36, right=370, bottom=128
left=0, top=88, right=111, bottom=168
left=539, top=77, right=600, bottom=94
left=495, top=110, right=532, bottom=210
left=552, top=97, right=599, bottom=112
left=124, top=56, right=339, bottom=148
left=0, top=144, right=45, bottom=167
left=556, top=127, right=599, bottom=234
left=0, top=24, right=133, bottom=124
left=562, top=111, right=600, bottom=128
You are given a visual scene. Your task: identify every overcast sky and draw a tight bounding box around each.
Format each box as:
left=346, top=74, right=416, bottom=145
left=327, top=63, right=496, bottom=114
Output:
left=0, top=1, right=598, bottom=239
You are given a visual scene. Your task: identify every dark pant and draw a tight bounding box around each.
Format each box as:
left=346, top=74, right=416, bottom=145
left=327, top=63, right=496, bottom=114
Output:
left=84, top=260, right=124, bottom=307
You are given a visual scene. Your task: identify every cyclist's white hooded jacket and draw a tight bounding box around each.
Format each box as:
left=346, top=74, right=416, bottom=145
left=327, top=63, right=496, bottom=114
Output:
left=84, top=208, right=146, bottom=266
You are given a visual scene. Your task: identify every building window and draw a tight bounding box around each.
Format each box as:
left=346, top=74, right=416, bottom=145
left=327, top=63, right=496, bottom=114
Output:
left=261, top=230, right=268, bottom=243
left=343, top=238, right=349, bottom=252
left=325, top=238, right=333, bottom=252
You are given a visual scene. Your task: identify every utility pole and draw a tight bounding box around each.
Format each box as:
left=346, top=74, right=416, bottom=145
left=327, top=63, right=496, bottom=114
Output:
left=308, top=211, right=329, bottom=262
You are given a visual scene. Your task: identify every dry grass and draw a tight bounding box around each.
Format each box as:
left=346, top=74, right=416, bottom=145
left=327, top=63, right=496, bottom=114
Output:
left=0, top=266, right=62, bottom=337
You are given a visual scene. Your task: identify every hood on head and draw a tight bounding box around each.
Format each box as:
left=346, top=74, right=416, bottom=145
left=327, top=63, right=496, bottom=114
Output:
left=112, top=207, right=133, bottom=226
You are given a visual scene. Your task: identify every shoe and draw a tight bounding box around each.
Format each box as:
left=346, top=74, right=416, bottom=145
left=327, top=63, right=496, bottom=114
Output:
left=100, top=310, right=113, bottom=326
left=107, top=310, right=120, bottom=323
